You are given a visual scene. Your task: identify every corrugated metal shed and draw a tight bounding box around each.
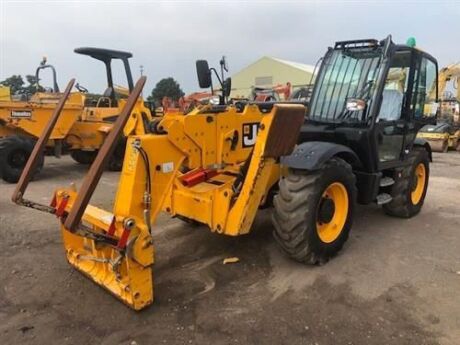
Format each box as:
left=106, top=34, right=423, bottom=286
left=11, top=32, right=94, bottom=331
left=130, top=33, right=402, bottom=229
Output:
left=230, top=56, right=315, bottom=98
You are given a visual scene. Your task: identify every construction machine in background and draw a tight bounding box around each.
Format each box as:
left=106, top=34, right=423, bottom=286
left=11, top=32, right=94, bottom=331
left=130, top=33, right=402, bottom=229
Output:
left=417, top=62, right=460, bottom=152
left=0, top=48, right=152, bottom=183
left=14, top=36, right=438, bottom=310
left=251, top=82, right=314, bottom=103
left=0, top=86, right=12, bottom=101
left=158, top=92, right=214, bottom=115
left=251, top=82, right=292, bottom=101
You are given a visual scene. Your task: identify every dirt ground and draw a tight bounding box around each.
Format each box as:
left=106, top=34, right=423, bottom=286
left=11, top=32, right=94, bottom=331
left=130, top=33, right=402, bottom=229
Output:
left=0, top=152, right=459, bottom=345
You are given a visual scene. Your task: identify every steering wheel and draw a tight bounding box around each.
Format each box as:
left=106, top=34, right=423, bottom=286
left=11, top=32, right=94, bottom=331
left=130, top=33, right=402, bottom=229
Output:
left=75, top=83, right=89, bottom=93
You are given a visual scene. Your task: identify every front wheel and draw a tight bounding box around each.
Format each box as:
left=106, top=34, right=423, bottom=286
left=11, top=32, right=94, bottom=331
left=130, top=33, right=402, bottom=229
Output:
left=383, top=148, right=429, bottom=218
left=0, top=136, right=44, bottom=183
left=272, top=157, right=357, bottom=265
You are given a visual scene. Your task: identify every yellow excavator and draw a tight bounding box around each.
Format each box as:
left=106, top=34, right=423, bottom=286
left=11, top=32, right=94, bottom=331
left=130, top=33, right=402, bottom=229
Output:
left=417, top=62, right=460, bottom=152
left=0, top=48, right=152, bottom=183
left=13, top=36, right=438, bottom=310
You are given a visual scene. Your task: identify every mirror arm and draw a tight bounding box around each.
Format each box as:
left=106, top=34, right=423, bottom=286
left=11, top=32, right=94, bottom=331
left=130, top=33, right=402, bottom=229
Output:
left=210, top=67, right=226, bottom=104
left=209, top=68, right=223, bottom=87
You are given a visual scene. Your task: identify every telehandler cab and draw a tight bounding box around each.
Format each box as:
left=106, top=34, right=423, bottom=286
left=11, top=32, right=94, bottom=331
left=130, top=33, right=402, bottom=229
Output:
left=13, top=36, right=437, bottom=310
left=0, top=47, right=151, bottom=183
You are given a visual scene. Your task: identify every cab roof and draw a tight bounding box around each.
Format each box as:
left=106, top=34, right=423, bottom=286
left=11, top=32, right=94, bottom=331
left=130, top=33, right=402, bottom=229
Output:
left=74, top=47, right=132, bottom=62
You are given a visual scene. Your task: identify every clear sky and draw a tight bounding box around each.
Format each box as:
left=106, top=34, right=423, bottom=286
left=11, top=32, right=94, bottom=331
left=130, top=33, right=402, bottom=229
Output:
left=1, top=0, right=459, bottom=95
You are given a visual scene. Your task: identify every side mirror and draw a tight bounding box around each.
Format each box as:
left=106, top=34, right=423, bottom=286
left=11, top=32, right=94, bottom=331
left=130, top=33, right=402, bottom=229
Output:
left=196, top=60, right=211, bottom=88
left=346, top=98, right=366, bottom=111
left=223, top=77, right=232, bottom=97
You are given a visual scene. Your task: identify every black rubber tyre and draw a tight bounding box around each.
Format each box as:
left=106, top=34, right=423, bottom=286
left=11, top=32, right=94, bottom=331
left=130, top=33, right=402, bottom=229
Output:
left=107, top=139, right=126, bottom=172
left=383, top=148, right=430, bottom=218
left=0, top=135, right=44, bottom=183
left=272, top=157, right=357, bottom=265
left=70, top=150, right=97, bottom=165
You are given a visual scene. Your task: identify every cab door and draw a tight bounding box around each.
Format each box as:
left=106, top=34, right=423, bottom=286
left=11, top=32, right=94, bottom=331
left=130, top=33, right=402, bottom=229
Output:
left=375, top=49, right=414, bottom=168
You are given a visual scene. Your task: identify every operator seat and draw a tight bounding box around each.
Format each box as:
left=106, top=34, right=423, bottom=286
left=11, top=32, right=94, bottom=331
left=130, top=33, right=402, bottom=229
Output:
left=97, top=87, right=117, bottom=107
left=378, top=89, right=403, bottom=121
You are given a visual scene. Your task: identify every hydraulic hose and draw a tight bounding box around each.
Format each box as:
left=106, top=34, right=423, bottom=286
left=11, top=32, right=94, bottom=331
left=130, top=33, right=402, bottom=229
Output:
left=135, top=143, right=152, bottom=234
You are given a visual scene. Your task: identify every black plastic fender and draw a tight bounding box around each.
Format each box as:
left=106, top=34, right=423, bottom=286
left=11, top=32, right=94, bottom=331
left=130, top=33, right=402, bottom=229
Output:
left=281, top=141, right=361, bottom=171
left=413, top=138, right=433, bottom=162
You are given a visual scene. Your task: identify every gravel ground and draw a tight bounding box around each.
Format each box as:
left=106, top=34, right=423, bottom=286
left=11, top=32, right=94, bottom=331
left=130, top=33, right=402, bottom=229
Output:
left=0, top=152, right=459, bottom=345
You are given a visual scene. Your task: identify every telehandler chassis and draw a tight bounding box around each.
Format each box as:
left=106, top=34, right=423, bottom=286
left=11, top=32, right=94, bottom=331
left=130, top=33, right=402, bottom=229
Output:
left=13, top=36, right=437, bottom=310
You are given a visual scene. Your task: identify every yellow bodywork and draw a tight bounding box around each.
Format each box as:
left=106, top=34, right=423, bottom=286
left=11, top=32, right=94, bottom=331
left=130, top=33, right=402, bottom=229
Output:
left=0, top=90, right=151, bottom=151
left=0, top=86, right=11, bottom=101
left=54, top=103, right=305, bottom=310
left=0, top=92, right=84, bottom=140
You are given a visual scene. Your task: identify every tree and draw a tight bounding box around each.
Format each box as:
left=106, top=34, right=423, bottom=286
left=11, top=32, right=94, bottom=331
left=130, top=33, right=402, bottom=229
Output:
left=0, top=74, right=45, bottom=95
left=148, top=77, right=184, bottom=105
left=23, top=75, right=44, bottom=94
left=0, top=75, right=24, bottom=94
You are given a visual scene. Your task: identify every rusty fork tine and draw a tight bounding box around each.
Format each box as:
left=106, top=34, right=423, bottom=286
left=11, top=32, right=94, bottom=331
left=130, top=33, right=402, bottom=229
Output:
left=64, top=76, right=147, bottom=232
left=12, top=79, right=76, bottom=204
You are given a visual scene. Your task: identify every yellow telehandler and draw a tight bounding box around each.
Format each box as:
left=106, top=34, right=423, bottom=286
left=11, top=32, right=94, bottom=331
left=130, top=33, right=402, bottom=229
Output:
left=0, top=48, right=152, bottom=183
left=13, top=36, right=438, bottom=310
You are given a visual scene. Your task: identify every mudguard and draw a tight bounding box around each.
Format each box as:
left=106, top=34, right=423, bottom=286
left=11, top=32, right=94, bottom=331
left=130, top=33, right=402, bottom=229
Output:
left=281, top=141, right=361, bottom=171
left=413, top=137, right=433, bottom=161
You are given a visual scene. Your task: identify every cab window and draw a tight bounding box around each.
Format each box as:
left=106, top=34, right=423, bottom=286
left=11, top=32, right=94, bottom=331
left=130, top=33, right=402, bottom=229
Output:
left=413, top=57, right=437, bottom=119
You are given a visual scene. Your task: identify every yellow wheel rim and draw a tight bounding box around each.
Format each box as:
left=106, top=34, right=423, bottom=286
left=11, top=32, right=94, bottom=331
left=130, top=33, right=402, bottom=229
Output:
left=316, top=182, right=349, bottom=243
left=411, top=163, right=426, bottom=205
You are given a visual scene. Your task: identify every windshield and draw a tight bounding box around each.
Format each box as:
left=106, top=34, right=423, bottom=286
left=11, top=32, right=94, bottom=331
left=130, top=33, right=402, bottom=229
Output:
left=309, top=47, right=383, bottom=123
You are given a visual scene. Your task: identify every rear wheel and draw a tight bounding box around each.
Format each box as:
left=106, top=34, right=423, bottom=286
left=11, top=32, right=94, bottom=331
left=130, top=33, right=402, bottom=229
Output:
left=383, top=148, right=429, bottom=218
left=107, top=138, right=126, bottom=171
left=0, top=135, right=44, bottom=183
left=272, top=157, right=356, bottom=265
left=70, top=150, right=97, bottom=165
left=71, top=139, right=125, bottom=171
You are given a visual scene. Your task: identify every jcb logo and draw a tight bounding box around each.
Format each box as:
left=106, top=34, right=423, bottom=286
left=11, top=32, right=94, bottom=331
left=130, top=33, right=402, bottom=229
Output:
left=242, top=123, right=259, bottom=148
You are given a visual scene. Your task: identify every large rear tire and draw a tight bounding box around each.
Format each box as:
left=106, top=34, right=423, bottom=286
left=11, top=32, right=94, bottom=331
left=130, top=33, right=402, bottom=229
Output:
left=70, top=150, right=97, bottom=165
left=0, top=135, right=44, bottom=183
left=71, top=138, right=125, bottom=171
left=107, top=138, right=126, bottom=171
left=383, top=148, right=429, bottom=218
left=272, top=157, right=356, bottom=265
